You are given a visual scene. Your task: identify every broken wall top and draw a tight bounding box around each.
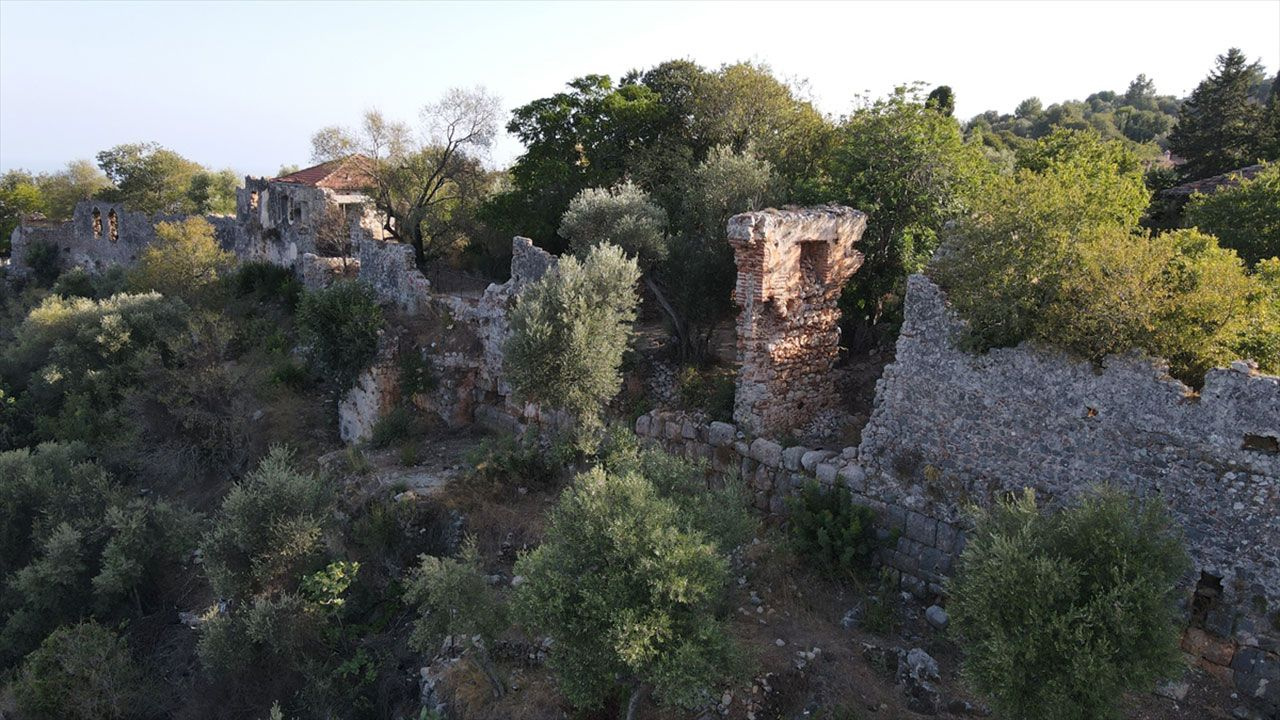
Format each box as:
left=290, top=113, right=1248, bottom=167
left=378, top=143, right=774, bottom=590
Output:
left=728, top=205, right=867, bottom=307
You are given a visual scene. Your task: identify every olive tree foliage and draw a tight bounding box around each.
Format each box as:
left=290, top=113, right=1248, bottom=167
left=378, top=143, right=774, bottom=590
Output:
left=201, top=445, right=335, bottom=601
left=0, top=443, right=197, bottom=667
left=310, top=87, right=503, bottom=264
left=13, top=622, right=148, bottom=720
left=934, top=128, right=1276, bottom=383
left=503, top=243, right=640, bottom=449
left=295, top=280, right=383, bottom=391
left=514, top=457, right=744, bottom=720
left=820, top=85, right=990, bottom=347
left=95, top=142, right=204, bottom=215
left=404, top=538, right=508, bottom=697
left=949, top=489, right=1189, bottom=720
left=129, top=217, right=235, bottom=299
left=1184, top=162, right=1280, bottom=266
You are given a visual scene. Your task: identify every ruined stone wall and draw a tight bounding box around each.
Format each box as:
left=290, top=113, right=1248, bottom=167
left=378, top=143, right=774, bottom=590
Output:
left=728, top=206, right=866, bottom=436
left=10, top=201, right=176, bottom=274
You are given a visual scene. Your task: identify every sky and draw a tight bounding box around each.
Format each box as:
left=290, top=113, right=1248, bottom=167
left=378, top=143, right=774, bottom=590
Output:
left=1, top=0, right=1278, bottom=177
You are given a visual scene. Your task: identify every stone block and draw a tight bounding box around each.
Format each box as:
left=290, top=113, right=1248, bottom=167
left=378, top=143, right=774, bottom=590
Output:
left=635, top=413, right=651, bottom=437
left=708, top=421, right=736, bottom=447
left=664, top=421, right=683, bottom=441
left=783, top=446, right=809, bottom=471
left=935, top=522, right=959, bottom=554
left=801, top=449, right=835, bottom=473
left=906, top=511, right=937, bottom=546
left=838, top=463, right=867, bottom=492
left=681, top=420, right=699, bottom=441
left=816, top=462, right=839, bottom=486
left=750, top=438, right=784, bottom=468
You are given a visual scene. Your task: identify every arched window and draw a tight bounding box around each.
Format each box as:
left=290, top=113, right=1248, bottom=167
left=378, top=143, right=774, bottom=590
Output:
left=249, top=190, right=259, bottom=211
left=91, top=208, right=102, bottom=238
left=107, top=210, right=119, bottom=243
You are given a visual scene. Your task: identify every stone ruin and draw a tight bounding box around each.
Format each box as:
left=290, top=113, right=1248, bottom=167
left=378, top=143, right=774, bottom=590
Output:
left=728, top=205, right=867, bottom=436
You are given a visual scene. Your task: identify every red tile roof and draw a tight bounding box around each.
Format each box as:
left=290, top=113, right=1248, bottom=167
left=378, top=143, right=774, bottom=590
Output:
left=1162, top=164, right=1265, bottom=197
left=272, top=156, right=374, bottom=192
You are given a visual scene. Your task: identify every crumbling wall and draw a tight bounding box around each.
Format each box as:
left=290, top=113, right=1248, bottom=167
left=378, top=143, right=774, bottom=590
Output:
left=728, top=206, right=867, bottom=436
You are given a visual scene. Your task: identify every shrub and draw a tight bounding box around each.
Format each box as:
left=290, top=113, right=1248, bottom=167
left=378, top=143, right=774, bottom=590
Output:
left=675, top=364, right=735, bottom=423
left=53, top=266, right=127, bottom=299
left=514, top=464, right=741, bottom=716
left=296, top=280, right=382, bottom=391
left=503, top=243, right=640, bottom=450
left=935, top=130, right=1276, bottom=383
left=231, top=261, right=302, bottom=307
left=13, top=622, right=146, bottom=720
left=201, top=446, right=334, bottom=600
left=369, top=406, right=417, bottom=449
left=405, top=539, right=507, bottom=696
left=24, top=240, right=61, bottom=286
left=948, top=489, right=1189, bottom=720
left=786, top=481, right=880, bottom=580
left=129, top=217, right=235, bottom=299
left=1184, top=162, right=1279, bottom=267
left=463, top=434, right=560, bottom=494
left=0, top=443, right=197, bottom=666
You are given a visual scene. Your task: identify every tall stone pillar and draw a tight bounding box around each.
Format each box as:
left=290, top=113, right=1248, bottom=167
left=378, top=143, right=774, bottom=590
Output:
left=728, top=205, right=867, bottom=436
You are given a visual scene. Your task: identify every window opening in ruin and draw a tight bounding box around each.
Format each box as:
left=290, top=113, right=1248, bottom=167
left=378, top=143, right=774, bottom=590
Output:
left=291, top=204, right=302, bottom=222
left=1085, top=407, right=1098, bottom=418
left=1189, top=572, right=1223, bottom=628
left=91, top=208, right=102, bottom=238
left=799, top=241, right=830, bottom=290
left=1242, top=433, right=1279, bottom=454
left=107, top=210, right=119, bottom=243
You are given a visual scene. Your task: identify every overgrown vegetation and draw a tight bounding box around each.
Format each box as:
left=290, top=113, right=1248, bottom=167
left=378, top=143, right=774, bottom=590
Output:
left=296, top=280, right=384, bottom=391
left=786, top=481, right=880, bottom=581
left=949, top=489, right=1190, bottom=720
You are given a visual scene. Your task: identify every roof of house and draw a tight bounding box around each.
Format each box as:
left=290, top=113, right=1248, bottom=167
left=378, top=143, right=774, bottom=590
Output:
left=272, top=156, right=374, bottom=192
left=1162, top=164, right=1265, bottom=198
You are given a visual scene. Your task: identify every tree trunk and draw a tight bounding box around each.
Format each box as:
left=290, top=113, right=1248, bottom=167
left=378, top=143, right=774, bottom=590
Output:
left=624, top=682, right=649, bottom=720
left=643, top=276, right=691, bottom=360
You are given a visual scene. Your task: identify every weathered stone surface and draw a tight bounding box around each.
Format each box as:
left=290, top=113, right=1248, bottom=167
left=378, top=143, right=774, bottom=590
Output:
left=708, top=421, right=736, bottom=447
left=728, top=205, right=867, bottom=435
left=750, top=438, right=784, bottom=468
left=782, top=445, right=809, bottom=471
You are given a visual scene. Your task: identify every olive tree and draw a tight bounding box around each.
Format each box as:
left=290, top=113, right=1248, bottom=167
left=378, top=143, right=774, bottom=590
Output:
left=502, top=243, right=640, bottom=449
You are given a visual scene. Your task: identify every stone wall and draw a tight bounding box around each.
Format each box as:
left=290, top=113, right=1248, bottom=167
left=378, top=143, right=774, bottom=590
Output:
left=728, top=206, right=866, bottom=436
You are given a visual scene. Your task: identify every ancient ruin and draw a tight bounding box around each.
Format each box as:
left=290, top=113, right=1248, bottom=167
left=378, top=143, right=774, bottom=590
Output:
left=728, top=205, right=867, bottom=436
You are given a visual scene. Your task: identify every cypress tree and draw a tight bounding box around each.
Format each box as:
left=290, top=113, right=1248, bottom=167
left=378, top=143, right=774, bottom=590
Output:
left=1169, top=48, right=1269, bottom=179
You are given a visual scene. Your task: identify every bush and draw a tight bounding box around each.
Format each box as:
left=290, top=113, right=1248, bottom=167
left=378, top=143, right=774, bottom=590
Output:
left=296, top=280, right=383, bottom=391
left=405, top=539, right=507, bottom=696
left=13, top=622, right=146, bottom=720
left=503, top=243, right=640, bottom=449
left=201, top=446, right=334, bottom=600
left=463, top=434, right=560, bottom=495
left=948, top=489, right=1189, bottom=720
left=0, top=443, right=197, bottom=666
left=675, top=364, right=735, bottom=423
left=514, top=462, right=741, bottom=715
left=53, top=266, right=127, bottom=299
left=231, top=261, right=302, bottom=307
left=1184, top=162, right=1279, bottom=267
left=129, top=217, right=235, bottom=299
left=786, top=481, right=880, bottom=580
left=369, top=406, right=417, bottom=449
left=24, top=240, right=61, bottom=286
left=935, top=130, right=1276, bottom=383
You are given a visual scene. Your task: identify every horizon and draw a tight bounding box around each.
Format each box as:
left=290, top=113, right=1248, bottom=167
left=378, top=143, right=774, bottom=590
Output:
left=1, top=0, right=1278, bottom=178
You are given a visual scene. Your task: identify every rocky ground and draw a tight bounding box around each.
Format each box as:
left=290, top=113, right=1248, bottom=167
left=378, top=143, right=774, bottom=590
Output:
left=389, top=429, right=1242, bottom=720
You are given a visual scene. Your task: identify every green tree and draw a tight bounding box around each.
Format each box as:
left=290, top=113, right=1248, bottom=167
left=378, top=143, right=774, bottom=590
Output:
left=13, top=622, right=146, bottom=720
left=310, top=88, right=502, bottom=264
left=187, top=168, right=240, bottom=215
left=1169, top=48, right=1271, bottom=179
left=949, top=489, right=1188, bottom=720
left=926, top=85, right=956, bottom=116
left=0, top=443, right=196, bottom=665
left=38, top=159, right=111, bottom=220
left=0, top=170, right=47, bottom=249
left=514, top=464, right=739, bottom=720
left=129, top=216, right=235, bottom=299
left=405, top=539, right=508, bottom=696
left=201, top=445, right=334, bottom=600
left=1184, top=162, right=1280, bottom=266
left=822, top=86, right=990, bottom=347
left=95, top=142, right=204, bottom=215
left=295, top=280, right=383, bottom=391
left=503, top=243, right=639, bottom=449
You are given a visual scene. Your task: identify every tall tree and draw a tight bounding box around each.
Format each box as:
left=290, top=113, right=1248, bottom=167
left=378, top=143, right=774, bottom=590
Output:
left=95, top=143, right=203, bottom=215
left=38, top=160, right=111, bottom=220
left=311, top=88, right=502, bottom=265
left=1169, top=48, right=1270, bottom=179
left=0, top=171, right=47, bottom=249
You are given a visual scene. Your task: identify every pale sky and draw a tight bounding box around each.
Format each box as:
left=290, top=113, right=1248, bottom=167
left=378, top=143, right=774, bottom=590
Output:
left=1, top=0, right=1278, bottom=177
